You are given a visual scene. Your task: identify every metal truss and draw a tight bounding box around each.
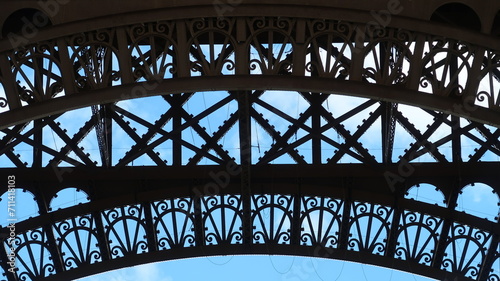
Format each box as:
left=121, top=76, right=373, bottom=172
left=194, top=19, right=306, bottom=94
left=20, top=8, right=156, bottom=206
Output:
left=0, top=15, right=499, bottom=128
left=0, top=7, right=499, bottom=281
left=0, top=16, right=499, bottom=167
left=3, top=89, right=500, bottom=168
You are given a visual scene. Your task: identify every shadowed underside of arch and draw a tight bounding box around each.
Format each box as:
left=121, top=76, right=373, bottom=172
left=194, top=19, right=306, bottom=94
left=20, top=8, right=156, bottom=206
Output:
left=1, top=3, right=500, bottom=281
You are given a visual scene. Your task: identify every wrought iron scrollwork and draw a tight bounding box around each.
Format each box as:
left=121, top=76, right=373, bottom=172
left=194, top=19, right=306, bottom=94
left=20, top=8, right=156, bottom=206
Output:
left=248, top=17, right=294, bottom=75
left=363, top=28, right=413, bottom=85
left=0, top=15, right=498, bottom=117
left=10, top=42, right=63, bottom=104
left=201, top=194, right=243, bottom=245
left=419, top=38, right=473, bottom=97
left=441, top=223, right=492, bottom=279
left=348, top=201, right=393, bottom=255
left=0, top=97, right=6, bottom=108
left=101, top=204, right=149, bottom=258
left=252, top=194, right=294, bottom=244
left=152, top=197, right=196, bottom=249
left=1, top=191, right=499, bottom=281
left=129, top=21, right=177, bottom=81
left=395, top=211, right=443, bottom=265
left=68, top=30, right=121, bottom=90
left=299, top=196, right=343, bottom=248
left=305, top=20, right=355, bottom=79
left=188, top=18, right=236, bottom=76
left=7, top=228, right=55, bottom=280
left=52, top=215, right=101, bottom=269
left=477, top=50, right=500, bottom=108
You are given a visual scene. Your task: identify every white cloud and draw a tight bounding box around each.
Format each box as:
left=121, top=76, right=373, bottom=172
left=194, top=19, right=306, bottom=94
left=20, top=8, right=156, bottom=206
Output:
left=133, top=263, right=173, bottom=281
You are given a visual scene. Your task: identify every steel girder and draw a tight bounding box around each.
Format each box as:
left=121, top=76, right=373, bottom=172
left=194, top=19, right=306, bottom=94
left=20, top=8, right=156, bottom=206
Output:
left=0, top=12, right=499, bottom=128
left=0, top=4, right=499, bottom=281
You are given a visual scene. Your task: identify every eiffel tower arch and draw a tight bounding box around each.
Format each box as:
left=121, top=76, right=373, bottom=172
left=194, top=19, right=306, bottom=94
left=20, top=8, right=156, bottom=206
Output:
left=0, top=0, right=499, bottom=280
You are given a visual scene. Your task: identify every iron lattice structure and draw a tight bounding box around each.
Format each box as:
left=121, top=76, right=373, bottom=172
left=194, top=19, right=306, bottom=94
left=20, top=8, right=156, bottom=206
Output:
left=0, top=1, right=499, bottom=280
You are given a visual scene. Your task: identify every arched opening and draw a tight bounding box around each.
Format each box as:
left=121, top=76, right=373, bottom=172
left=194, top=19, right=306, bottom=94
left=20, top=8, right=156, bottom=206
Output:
left=492, top=11, right=500, bottom=36
left=457, top=182, right=499, bottom=221
left=49, top=187, right=90, bottom=211
left=0, top=188, right=39, bottom=226
left=1, top=8, right=52, bottom=38
left=430, top=3, right=481, bottom=31
left=405, top=183, right=446, bottom=207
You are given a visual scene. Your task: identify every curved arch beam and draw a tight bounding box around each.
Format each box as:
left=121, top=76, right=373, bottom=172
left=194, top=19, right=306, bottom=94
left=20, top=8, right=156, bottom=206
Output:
left=2, top=164, right=499, bottom=281
left=1, top=6, right=500, bottom=281
left=0, top=13, right=499, bottom=132
left=0, top=4, right=498, bottom=52
left=2, top=76, right=500, bottom=130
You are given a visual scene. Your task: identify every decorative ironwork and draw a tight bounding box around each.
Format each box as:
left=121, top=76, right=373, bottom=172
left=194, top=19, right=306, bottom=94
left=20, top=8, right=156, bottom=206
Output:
left=1, top=180, right=499, bottom=281
left=6, top=228, right=55, bottom=280
left=189, top=18, right=236, bottom=76
left=362, top=28, right=413, bottom=85
left=419, top=39, right=474, bottom=97
left=0, top=15, right=499, bottom=128
left=477, top=50, right=500, bottom=108
left=101, top=204, right=149, bottom=258
left=299, top=196, right=343, bottom=248
left=52, top=215, right=101, bottom=270
left=305, top=21, right=354, bottom=79
left=129, top=21, right=177, bottom=81
left=252, top=194, right=293, bottom=244
left=248, top=17, right=294, bottom=75
left=348, top=201, right=393, bottom=255
left=152, top=198, right=196, bottom=250
left=0, top=5, right=499, bottom=281
left=69, top=30, right=120, bottom=90
left=395, top=211, right=443, bottom=266
left=11, top=43, right=64, bottom=104
left=202, top=194, right=242, bottom=245
left=441, top=223, right=492, bottom=279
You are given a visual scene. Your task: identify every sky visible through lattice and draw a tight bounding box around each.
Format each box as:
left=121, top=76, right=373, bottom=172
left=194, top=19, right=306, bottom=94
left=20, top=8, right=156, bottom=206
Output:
left=0, top=41, right=499, bottom=281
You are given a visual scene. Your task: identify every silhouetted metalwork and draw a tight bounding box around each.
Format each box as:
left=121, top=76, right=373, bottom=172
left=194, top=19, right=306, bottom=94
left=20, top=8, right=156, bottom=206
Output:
left=2, top=164, right=499, bottom=281
left=0, top=7, right=499, bottom=281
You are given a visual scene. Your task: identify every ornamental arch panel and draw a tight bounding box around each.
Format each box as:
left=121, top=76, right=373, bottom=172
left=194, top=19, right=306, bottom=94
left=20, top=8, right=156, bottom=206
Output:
left=0, top=2, right=499, bottom=281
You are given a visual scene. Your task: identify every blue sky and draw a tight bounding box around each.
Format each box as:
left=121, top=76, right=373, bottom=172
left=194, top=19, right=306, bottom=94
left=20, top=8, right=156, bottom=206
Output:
left=76, top=255, right=436, bottom=281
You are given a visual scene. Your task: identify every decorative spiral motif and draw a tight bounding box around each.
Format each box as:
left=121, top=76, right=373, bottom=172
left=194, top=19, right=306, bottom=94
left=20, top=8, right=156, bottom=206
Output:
left=490, top=272, right=500, bottom=281
left=251, top=17, right=267, bottom=30
left=312, top=19, right=327, bottom=32
left=155, top=21, right=170, bottom=34
left=477, top=91, right=491, bottom=102
left=131, top=24, right=147, bottom=37
left=395, top=211, right=442, bottom=265
left=0, top=97, right=7, bottom=108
